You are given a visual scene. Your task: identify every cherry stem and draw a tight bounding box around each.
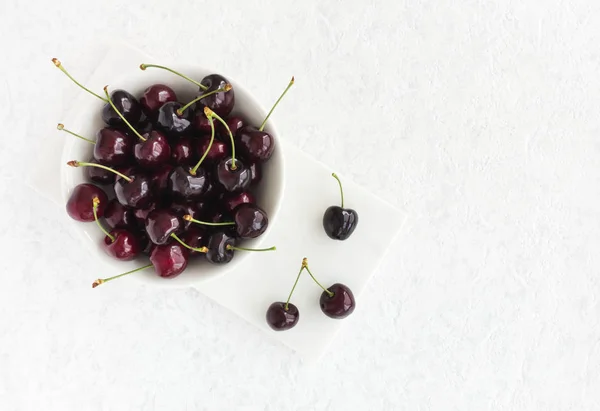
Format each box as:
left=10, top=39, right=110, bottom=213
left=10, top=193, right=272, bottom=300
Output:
left=57, top=123, right=95, bottom=144
left=302, top=258, right=334, bottom=297
left=190, top=114, right=215, bottom=176
left=331, top=173, right=344, bottom=208
left=226, top=245, right=276, bottom=252
left=92, top=264, right=153, bottom=288
left=259, top=76, right=295, bottom=132
left=285, top=265, right=305, bottom=311
left=183, top=214, right=235, bottom=226
left=92, top=197, right=114, bottom=242
left=206, top=108, right=236, bottom=170
left=139, top=64, right=208, bottom=90
left=52, top=58, right=108, bottom=102
left=103, top=86, right=147, bottom=142
left=67, top=161, right=133, bottom=182
left=176, top=84, right=232, bottom=115
left=170, top=233, right=208, bottom=253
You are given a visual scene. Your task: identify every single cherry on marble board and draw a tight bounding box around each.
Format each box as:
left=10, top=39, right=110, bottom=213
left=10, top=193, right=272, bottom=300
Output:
left=66, top=183, right=108, bottom=222
left=322, top=173, right=358, bottom=241
left=266, top=258, right=305, bottom=331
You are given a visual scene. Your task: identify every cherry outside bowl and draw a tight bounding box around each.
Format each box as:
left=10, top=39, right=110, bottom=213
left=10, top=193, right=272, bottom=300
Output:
left=61, top=64, right=285, bottom=287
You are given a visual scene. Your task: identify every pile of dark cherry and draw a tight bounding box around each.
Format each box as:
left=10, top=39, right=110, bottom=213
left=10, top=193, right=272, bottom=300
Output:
left=58, top=60, right=285, bottom=283
left=56, top=59, right=362, bottom=333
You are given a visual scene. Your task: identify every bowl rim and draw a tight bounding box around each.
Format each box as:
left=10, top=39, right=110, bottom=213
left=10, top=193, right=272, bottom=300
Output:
left=60, top=63, right=286, bottom=286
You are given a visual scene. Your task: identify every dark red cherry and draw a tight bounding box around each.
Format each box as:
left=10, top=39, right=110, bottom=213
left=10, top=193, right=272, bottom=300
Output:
left=218, top=116, right=245, bottom=138
left=199, top=74, right=235, bottom=117
left=104, top=199, right=136, bottom=230
left=133, top=202, right=157, bottom=226
left=236, top=126, right=275, bottom=163
left=114, top=172, right=154, bottom=208
left=66, top=183, right=108, bottom=222
left=193, top=113, right=213, bottom=134
left=266, top=302, right=299, bottom=331
left=168, top=166, right=208, bottom=201
left=150, top=243, right=189, bottom=278
left=171, top=137, right=197, bottom=166
left=149, top=164, right=173, bottom=197
left=323, top=206, right=358, bottom=241
left=196, top=137, right=230, bottom=164
left=320, top=283, right=356, bottom=319
left=234, top=204, right=268, bottom=239
left=93, top=128, right=134, bottom=166
left=140, top=84, right=177, bottom=116
left=102, top=89, right=143, bottom=127
left=145, top=209, right=182, bottom=245
left=85, top=158, right=115, bottom=185
left=203, top=173, right=222, bottom=199
left=205, top=231, right=236, bottom=264
left=156, top=101, right=193, bottom=137
left=249, top=162, right=262, bottom=186
left=170, top=202, right=196, bottom=230
left=215, top=157, right=251, bottom=192
left=134, top=130, right=171, bottom=169
left=222, top=191, right=256, bottom=213
left=103, top=229, right=141, bottom=261
left=181, top=227, right=208, bottom=256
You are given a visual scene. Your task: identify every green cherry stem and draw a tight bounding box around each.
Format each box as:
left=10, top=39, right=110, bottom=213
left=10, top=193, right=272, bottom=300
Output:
left=226, top=245, right=276, bottom=252
left=285, top=265, right=305, bottom=311
left=205, top=107, right=237, bottom=170
left=57, top=123, right=95, bottom=144
left=103, top=86, right=147, bottom=142
left=170, top=233, right=208, bottom=253
left=67, top=160, right=133, bottom=182
left=259, top=76, right=295, bottom=132
left=139, top=64, right=208, bottom=90
left=52, top=58, right=108, bottom=102
left=92, top=264, right=153, bottom=288
left=331, top=173, right=344, bottom=208
left=302, top=258, right=334, bottom=297
left=190, top=111, right=215, bottom=176
left=176, top=84, right=232, bottom=115
left=92, top=197, right=114, bottom=242
left=183, top=214, right=235, bottom=226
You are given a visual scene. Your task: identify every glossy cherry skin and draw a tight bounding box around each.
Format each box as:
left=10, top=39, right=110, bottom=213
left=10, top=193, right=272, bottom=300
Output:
left=66, top=184, right=108, bottom=222
left=215, top=157, right=251, bottom=192
left=200, top=74, right=235, bottom=117
left=93, top=128, right=134, bottom=166
left=114, top=172, right=154, bottom=208
left=156, top=102, right=193, bottom=137
left=323, top=206, right=358, bottom=240
left=133, top=202, right=157, bottom=226
left=196, top=137, right=230, bottom=164
left=222, top=191, right=256, bottom=213
left=168, top=166, right=208, bottom=201
left=149, top=164, right=173, bottom=198
left=85, top=158, right=115, bottom=185
left=320, top=283, right=356, bottom=319
left=218, top=116, right=244, bottom=139
left=150, top=243, right=189, bottom=278
left=266, top=302, right=299, bottom=331
left=140, top=84, right=177, bottom=116
left=234, top=204, right=268, bottom=239
left=171, top=137, right=196, bottom=166
left=193, top=113, right=213, bottom=135
left=203, top=173, right=222, bottom=199
left=249, top=162, right=262, bottom=186
left=145, top=209, right=182, bottom=245
left=104, top=199, right=137, bottom=230
left=181, top=227, right=208, bottom=256
left=133, top=130, right=171, bottom=169
left=205, top=231, right=236, bottom=264
left=170, top=202, right=196, bottom=230
left=236, top=126, right=275, bottom=163
left=103, top=229, right=141, bottom=261
left=102, top=90, right=143, bottom=127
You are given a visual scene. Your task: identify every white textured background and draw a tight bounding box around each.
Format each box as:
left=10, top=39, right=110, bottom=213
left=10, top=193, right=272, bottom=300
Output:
left=1, top=0, right=600, bottom=410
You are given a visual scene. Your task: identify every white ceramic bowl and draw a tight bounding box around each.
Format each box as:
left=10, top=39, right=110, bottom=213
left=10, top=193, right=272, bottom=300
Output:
left=61, top=65, right=285, bottom=286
